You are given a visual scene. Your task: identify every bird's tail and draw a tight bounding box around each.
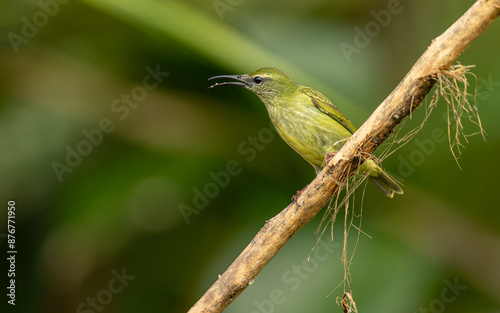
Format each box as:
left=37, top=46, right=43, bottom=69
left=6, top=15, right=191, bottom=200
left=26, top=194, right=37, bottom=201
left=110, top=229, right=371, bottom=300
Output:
left=362, top=159, right=403, bottom=198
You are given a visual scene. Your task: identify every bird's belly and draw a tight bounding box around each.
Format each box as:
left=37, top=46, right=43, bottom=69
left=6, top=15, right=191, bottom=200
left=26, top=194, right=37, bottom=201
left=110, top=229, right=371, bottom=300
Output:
left=272, top=110, right=351, bottom=169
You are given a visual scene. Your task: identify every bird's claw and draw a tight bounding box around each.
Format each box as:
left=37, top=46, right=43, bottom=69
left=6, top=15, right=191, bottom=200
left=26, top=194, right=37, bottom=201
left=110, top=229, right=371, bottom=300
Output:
left=292, top=184, right=309, bottom=202
left=324, top=151, right=337, bottom=164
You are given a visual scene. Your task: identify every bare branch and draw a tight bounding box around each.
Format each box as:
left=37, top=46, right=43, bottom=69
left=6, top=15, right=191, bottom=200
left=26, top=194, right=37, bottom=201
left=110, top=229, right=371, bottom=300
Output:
left=188, top=1, right=500, bottom=312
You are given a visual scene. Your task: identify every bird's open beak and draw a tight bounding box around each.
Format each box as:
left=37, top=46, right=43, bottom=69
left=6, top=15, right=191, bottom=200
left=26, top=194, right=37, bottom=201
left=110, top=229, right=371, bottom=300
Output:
left=208, top=75, right=248, bottom=88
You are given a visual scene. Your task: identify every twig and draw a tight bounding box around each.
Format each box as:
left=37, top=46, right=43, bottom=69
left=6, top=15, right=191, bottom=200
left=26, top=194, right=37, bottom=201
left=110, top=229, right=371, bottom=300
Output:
left=188, top=1, right=500, bottom=312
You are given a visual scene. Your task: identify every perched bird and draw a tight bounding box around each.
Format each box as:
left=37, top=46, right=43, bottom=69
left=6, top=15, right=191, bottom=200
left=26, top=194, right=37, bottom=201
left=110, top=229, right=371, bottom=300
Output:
left=209, top=67, right=403, bottom=198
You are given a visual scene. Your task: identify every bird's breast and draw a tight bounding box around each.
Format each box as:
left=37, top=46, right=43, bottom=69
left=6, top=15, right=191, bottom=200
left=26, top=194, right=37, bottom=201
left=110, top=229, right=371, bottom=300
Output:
left=267, top=101, right=351, bottom=169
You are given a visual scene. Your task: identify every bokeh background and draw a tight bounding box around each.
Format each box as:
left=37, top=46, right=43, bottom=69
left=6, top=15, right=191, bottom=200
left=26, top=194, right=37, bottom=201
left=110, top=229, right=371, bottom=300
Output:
left=1, top=0, right=500, bottom=312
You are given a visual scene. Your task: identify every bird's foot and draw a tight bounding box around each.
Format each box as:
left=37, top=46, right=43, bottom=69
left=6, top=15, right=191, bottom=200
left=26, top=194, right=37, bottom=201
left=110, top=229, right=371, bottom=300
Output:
left=292, top=184, right=309, bottom=202
left=324, top=152, right=337, bottom=164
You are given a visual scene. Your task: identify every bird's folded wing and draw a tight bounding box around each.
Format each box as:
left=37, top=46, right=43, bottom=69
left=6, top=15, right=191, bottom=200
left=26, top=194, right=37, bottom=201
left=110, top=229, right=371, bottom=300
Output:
left=302, top=87, right=357, bottom=134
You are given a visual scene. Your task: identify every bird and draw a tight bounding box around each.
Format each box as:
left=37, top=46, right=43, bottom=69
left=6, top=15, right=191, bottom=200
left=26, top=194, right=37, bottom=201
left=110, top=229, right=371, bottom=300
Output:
left=208, top=67, right=403, bottom=198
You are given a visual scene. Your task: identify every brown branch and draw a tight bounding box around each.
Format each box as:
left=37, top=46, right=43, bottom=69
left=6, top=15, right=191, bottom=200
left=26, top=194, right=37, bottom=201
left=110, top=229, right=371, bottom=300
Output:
left=188, top=1, right=500, bottom=312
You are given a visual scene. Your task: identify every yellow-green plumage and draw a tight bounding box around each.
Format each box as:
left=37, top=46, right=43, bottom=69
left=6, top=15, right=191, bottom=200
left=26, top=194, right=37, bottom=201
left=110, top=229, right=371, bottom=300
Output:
left=209, top=67, right=403, bottom=197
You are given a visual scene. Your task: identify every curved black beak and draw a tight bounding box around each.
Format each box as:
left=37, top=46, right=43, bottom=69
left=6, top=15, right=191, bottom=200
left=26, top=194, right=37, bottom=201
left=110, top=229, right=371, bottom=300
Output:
left=208, top=75, right=248, bottom=88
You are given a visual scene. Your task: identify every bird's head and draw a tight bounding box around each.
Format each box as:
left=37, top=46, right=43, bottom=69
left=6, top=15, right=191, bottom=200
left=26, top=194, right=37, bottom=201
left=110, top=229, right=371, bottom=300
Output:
left=209, top=67, right=296, bottom=100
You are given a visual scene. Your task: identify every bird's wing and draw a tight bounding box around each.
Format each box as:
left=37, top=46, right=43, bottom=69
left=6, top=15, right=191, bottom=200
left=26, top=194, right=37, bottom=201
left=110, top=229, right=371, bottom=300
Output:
left=301, top=87, right=357, bottom=134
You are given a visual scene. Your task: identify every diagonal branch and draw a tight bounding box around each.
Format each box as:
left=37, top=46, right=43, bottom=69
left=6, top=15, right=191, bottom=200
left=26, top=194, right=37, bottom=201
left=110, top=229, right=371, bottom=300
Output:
left=188, top=1, right=500, bottom=312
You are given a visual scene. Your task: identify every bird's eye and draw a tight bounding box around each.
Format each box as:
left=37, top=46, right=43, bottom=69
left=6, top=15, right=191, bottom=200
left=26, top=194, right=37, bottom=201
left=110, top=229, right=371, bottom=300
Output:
left=253, top=76, right=263, bottom=85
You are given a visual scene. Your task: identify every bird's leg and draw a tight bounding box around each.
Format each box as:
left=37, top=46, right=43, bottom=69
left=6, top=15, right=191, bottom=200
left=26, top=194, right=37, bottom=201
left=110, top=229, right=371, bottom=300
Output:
left=293, top=152, right=338, bottom=202
left=324, top=151, right=337, bottom=165
left=292, top=185, right=308, bottom=202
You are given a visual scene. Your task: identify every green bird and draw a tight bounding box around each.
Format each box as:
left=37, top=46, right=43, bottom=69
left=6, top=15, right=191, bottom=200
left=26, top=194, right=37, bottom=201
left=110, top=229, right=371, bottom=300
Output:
left=209, top=67, right=403, bottom=198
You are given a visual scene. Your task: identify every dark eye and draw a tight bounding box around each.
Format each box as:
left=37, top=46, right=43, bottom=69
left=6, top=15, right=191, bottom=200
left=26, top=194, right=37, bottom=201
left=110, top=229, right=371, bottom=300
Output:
left=253, top=76, right=263, bottom=84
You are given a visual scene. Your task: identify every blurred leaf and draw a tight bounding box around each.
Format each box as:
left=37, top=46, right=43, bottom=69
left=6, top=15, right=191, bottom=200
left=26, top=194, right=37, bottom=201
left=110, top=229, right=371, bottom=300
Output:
left=80, top=0, right=362, bottom=118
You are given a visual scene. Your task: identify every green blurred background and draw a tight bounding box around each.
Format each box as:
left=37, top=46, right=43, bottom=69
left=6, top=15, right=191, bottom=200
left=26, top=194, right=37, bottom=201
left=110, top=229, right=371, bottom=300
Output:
left=1, top=0, right=499, bottom=312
